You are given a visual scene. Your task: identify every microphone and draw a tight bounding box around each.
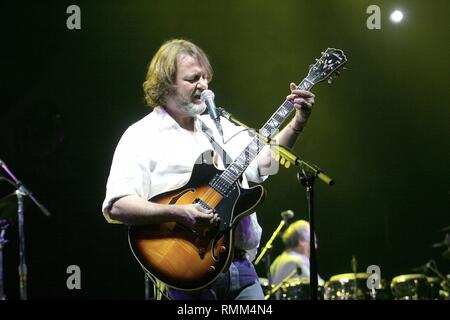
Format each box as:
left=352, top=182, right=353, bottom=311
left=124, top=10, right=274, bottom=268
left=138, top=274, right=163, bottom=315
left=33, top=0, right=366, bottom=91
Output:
left=278, top=210, right=294, bottom=237
left=281, top=210, right=294, bottom=222
left=201, top=89, right=223, bottom=136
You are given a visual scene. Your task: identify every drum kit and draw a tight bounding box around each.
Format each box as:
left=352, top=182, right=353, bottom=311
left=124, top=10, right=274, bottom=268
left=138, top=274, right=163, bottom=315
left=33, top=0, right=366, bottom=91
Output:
left=323, top=273, right=386, bottom=300
left=260, top=233, right=450, bottom=301
left=257, top=215, right=450, bottom=301
left=260, top=270, right=449, bottom=300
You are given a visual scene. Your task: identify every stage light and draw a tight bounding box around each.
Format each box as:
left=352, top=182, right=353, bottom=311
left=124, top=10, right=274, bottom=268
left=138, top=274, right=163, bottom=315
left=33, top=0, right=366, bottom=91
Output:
left=390, top=10, right=404, bottom=23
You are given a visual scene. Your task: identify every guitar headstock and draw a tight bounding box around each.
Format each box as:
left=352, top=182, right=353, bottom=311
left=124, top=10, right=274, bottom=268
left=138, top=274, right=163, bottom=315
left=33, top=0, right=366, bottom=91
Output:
left=306, top=48, right=347, bottom=85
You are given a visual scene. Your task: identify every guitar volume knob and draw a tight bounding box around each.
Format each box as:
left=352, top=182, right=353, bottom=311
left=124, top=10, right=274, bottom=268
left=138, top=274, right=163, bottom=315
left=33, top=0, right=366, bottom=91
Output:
left=208, top=266, right=216, bottom=273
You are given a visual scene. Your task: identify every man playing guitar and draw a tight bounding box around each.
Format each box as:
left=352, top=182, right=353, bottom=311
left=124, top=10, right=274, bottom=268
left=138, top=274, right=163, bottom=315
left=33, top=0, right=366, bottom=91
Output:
left=102, top=38, right=319, bottom=300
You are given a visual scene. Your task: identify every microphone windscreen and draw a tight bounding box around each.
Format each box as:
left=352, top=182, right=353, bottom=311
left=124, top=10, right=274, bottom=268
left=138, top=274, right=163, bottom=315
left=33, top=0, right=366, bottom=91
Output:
left=281, top=210, right=294, bottom=219
left=200, top=89, right=215, bottom=101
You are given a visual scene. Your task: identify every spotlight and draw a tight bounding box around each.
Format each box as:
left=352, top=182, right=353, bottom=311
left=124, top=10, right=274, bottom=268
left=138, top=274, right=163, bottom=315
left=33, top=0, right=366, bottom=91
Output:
left=390, top=10, right=404, bottom=23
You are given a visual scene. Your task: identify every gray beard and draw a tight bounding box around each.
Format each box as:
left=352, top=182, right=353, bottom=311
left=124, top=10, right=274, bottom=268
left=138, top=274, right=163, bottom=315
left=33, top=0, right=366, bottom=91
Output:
left=176, top=98, right=207, bottom=117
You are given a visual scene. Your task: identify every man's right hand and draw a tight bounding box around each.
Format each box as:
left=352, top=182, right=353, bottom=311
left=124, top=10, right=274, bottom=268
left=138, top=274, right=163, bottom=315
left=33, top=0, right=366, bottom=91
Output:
left=175, top=203, right=220, bottom=228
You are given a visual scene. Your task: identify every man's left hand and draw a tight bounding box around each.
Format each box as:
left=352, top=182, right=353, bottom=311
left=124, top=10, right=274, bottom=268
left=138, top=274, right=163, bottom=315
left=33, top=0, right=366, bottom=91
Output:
left=286, top=82, right=315, bottom=130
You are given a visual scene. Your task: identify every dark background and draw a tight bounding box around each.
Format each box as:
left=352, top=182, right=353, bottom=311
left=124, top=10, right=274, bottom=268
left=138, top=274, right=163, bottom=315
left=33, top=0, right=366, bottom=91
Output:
left=0, top=0, right=448, bottom=299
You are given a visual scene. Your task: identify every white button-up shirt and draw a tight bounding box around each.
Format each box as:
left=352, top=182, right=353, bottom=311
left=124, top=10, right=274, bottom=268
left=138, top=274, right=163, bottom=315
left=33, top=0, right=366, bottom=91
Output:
left=102, top=106, right=267, bottom=261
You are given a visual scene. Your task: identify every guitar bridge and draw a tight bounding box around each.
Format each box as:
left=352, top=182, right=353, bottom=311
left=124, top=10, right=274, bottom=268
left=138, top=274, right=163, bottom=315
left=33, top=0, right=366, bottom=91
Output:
left=194, top=198, right=212, bottom=210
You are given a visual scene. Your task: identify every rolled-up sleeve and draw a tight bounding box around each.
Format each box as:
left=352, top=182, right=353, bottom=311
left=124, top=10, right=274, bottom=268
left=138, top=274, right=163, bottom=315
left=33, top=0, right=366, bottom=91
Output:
left=102, top=128, right=151, bottom=223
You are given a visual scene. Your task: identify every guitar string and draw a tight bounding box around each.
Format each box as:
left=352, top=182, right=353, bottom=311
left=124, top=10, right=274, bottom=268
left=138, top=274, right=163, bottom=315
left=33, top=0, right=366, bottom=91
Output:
left=199, top=78, right=313, bottom=206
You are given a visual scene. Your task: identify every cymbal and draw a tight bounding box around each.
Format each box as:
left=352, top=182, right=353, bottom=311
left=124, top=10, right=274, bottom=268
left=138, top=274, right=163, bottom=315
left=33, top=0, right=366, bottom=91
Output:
left=0, top=192, right=17, bottom=220
left=329, top=273, right=369, bottom=281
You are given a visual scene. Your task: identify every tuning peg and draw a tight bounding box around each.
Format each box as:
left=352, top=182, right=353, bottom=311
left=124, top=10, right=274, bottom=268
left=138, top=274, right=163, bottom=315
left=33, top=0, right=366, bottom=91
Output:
left=327, top=75, right=335, bottom=84
left=284, top=161, right=291, bottom=169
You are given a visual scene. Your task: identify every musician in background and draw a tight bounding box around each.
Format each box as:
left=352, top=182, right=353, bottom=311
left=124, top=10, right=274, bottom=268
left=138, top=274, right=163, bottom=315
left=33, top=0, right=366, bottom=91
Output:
left=102, top=39, right=316, bottom=300
left=270, top=220, right=324, bottom=286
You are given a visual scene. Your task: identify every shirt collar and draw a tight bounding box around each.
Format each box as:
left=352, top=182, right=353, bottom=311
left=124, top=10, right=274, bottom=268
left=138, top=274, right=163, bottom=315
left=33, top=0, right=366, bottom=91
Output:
left=152, top=106, right=177, bottom=129
left=154, top=106, right=207, bottom=135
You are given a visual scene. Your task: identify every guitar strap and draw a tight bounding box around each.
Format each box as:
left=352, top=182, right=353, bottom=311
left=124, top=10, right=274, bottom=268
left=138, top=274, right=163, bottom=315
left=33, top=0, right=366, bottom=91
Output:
left=200, top=119, right=252, bottom=258
left=199, top=120, right=233, bottom=169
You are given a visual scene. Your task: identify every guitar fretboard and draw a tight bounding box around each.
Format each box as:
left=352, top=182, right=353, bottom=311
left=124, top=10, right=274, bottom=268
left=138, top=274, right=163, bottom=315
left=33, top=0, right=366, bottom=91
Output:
left=209, top=79, right=314, bottom=195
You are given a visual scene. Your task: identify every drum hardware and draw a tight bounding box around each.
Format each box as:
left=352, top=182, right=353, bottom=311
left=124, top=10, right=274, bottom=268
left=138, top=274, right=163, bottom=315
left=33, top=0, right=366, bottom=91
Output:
left=426, top=276, right=442, bottom=300
left=410, top=259, right=450, bottom=299
left=279, top=276, right=325, bottom=300
left=351, top=255, right=358, bottom=300
left=432, top=230, right=449, bottom=260
left=390, top=274, right=429, bottom=300
left=264, top=268, right=299, bottom=300
left=323, top=273, right=387, bottom=300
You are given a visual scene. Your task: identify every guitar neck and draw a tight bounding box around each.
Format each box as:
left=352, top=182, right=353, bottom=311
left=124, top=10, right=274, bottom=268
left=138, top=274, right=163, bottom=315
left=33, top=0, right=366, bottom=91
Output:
left=208, top=79, right=315, bottom=195
left=259, top=79, right=313, bottom=138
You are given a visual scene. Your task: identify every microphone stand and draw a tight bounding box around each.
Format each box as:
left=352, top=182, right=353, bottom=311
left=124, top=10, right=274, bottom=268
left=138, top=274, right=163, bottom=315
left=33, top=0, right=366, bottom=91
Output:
left=218, top=107, right=335, bottom=300
left=296, top=170, right=320, bottom=300
left=254, top=219, right=286, bottom=289
left=0, top=220, right=9, bottom=300
left=0, top=159, right=51, bottom=300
